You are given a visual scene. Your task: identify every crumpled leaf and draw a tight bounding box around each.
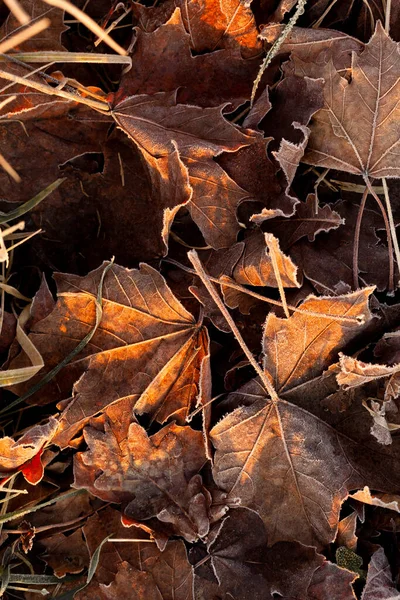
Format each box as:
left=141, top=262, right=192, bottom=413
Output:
left=361, top=547, right=400, bottom=599
left=302, top=23, right=400, bottom=178
left=258, top=194, right=344, bottom=247
left=80, top=541, right=193, bottom=600
left=8, top=261, right=211, bottom=447
left=0, top=417, right=58, bottom=483
left=337, top=354, right=400, bottom=390
left=74, top=420, right=208, bottom=542
left=350, top=487, right=400, bottom=513
left=112, top=90, right=255, bottom=248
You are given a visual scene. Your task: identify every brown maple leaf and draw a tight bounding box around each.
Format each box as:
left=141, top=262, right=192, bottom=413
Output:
left=207, top=288, right=400, bottom=548
left=74, top=420, right=208, bottom=542
left=302, top=23, right=400, bottom=179
left=113, top=7, right=261, bottom=110
left=263, top=287, right=374, bottom=394
left=193, top=508, right=356, bottom=600
left=7, top=261, right=210, bottom=447
left=112, top=90, right=255, bottom=248
left=80, top=540, right=193, bottom=600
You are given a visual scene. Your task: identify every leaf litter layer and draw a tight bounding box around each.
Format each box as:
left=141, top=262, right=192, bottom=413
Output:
left=1, top=0, right=400, bottom=599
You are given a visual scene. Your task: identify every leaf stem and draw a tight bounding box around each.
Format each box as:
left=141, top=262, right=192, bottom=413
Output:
left=188, top=250, right=279, bottom=402
left=363, top=175, right=394, bottom=293
left=382, top=178, right=400, bottom=288
left=164, top=258, right=362, bottom=324
left=353, top=187, right=368, bottom=290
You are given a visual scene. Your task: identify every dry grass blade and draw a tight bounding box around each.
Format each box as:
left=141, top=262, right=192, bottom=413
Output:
left=0, top=260, right=114, bottom=414
left=0, top=305, right=44, bottom=387
left=1, top=51, right=132, bottom=65
left=3, top=0, right=30, bottom=25
left=0, top=18, right=50, bottom=54
left=0, top=152, right=20, bottom=183
left=42, top=0, right=128, bottom=56
left=265, top=233, right=290, bottom=318
left=0, top=69, right=110, bottom=112
left=165, top=258, right=361, bottom=323
left=0, top=178, right=66, bottom=224
left=251, top=0, right=307, bottom=105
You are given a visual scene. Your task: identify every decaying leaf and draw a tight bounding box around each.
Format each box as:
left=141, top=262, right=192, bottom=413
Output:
left=362, top=547, right=400, bottom=599
left=74, top=420, right=208, bottom=542
left=0, top=418, right=58, bottom=483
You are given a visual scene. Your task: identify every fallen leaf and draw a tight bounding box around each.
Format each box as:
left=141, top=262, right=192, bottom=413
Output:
left=113, top=8, right=261, bottom=110
left=112, top=90, right=255, bottom=248
left=39, top=528, right=89, bottom=577
left=362, top=547, right=400, bottom=599
left=74, top=421, right=208, bottom=542
left=228, top=230, right=300, bottom=287
left=336, top=512, right=358, bottom=550
left=7, top=261, right=211, bottom=447
left=263, top=287, right=373, bottom=394
left=80, top=540, right=194, bottom=600
left=257, top=194, right=343, bottom=248
left=291, top=199, right=391, bottom=293
left=302, top=23, right=400, bottom=178
left=211, top=374, right=400, bottom=547
left=0, top=418, right=58, bottom=483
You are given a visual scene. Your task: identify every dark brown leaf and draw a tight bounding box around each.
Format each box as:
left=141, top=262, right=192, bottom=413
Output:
left=74, top=421, right=208, bottom=542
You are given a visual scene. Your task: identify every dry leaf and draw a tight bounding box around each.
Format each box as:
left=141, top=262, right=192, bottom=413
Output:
left=362, top=548, right=400, bottom=599
left=74, top=420, right=208, bottom=542
left=263, top=287, right=374, bottom=394
left=303, top=23, right=400, bottom=178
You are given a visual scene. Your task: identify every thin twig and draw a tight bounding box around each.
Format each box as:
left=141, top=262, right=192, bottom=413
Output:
left=94, top=6, right=132, bottom=47
left=164, top=257, right=362, bottom=323
left=188, top=250, right=279, bottom=402
left=382, top=178, right=400, bottom=287
left=265, top=233, right=290, bottom=318
left=363, top=175, right=395, bottom=293
left=0, top=69, right=110, bottom=112
left=42, top=0, right=128, bottom=56
left=353, top=187, right=368, bottom=290
left=385, top=0, right=392, bottom=32
left=0, top=18, right=50, bottom=54
left=251, top=0, right=307, bottom=106
left=3, top=0, right=30, bottom=25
